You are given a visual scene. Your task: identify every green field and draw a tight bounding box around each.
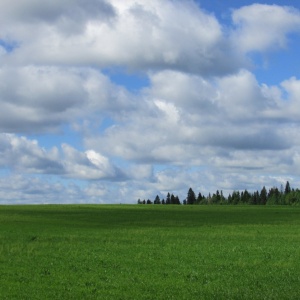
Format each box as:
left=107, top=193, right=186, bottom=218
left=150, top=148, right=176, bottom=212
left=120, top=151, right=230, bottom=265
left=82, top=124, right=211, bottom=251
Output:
left=0, top=205, right=300, bottom=299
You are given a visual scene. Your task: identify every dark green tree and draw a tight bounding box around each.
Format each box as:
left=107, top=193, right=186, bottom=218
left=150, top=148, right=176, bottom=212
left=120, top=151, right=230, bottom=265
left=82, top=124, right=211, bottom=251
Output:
left=227, top=193, right=232, bottom=204
left=170, top=194, right=176, bottom=204
left=187, top=188, right=196, bottom=205
left=217, top=190, right=225, bottom=204
left=231, top=191, right=240, bottom=205
left=260, top=186, right=267, bottom=205
left=166, top=193, right=171, bottom=205
left=267, top=187, right=281, bottom=205
left=196, top=192, right=203, bottom=204
left=211, top=192, right=219, bottom=204
left=175, top=195, right=181, bottom=205
left=252, top=191, right=260, bottom=205
left=285, top=181, right=291, bottom=195
left=154, top=195, right=161, bottom=204
left=241, top=190, right=251, bottom=204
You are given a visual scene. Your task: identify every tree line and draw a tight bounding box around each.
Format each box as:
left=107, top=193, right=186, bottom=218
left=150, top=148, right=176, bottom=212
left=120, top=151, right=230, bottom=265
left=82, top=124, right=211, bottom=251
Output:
left=137, top=181, right=300, bottom=205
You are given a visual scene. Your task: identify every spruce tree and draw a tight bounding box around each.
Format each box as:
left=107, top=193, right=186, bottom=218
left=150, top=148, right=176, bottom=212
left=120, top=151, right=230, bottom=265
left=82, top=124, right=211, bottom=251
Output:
left=166, top=193, right=171, bottom=205
left=285, top=181, right=291, bottom=195
left=187, top=188, right=196, bottom=205
left=154, top=195, right=161, bottom=204
left=260, top=186, right=267, bottom=205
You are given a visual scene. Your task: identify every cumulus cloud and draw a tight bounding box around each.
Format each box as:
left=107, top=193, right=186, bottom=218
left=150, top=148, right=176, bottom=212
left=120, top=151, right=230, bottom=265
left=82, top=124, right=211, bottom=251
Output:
left=1, top=1, right=300, bottom=203
left=0, top=66, right=86, bottom=132
left=231, top=4, right=300, bottom=53
left=0, top=66, right=134, bottom=133
left=87, top=69, right=295, bottom=158
left=62, top=144, right=124, bottom=180
left=0, top=0, right=115, bottom=33
left=0, top=133, right=63, bottom=174
left=0, top=174, right=111, bottom=204
left=0, top=0, right=242, bottom=75
left=0, top=134, right=123, bottom=180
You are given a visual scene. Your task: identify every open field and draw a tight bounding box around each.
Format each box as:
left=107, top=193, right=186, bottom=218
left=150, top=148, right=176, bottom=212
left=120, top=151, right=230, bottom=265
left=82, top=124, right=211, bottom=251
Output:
left=0, top=205, right=300, bottom=299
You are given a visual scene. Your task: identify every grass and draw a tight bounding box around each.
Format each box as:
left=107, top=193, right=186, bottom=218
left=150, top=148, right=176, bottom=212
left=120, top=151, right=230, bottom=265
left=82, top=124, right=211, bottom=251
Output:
left=0, top=205, right=300, bottom=299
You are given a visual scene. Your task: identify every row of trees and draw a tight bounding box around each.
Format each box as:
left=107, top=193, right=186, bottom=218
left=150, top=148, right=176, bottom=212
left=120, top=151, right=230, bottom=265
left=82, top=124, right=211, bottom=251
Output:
left=138, top=181, right=300, bottom=205
left=138, top=193, right=180, bottom=205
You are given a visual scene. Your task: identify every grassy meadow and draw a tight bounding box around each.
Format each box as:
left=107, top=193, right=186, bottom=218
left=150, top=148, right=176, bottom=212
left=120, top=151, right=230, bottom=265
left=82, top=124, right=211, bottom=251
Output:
left=0, top=205, right=300, bottom=299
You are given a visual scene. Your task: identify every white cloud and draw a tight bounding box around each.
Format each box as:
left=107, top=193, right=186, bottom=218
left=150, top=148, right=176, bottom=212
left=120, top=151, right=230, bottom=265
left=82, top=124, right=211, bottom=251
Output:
left=261, top=77, right=300, bottom=122
left=85, top=68, right=298, bottom=173
left=0, top=133, right=62, bottom=174
left=281, top=77, right=300, bottom=101
left=0, top=0, right=115, bottom=34
left=154, top=100, right=180, bottom=124
left=0, top=66, right=87, bottom=132
left=231, top=4, right=300, bottom=53
left=1, top=2, right=300, bottom=204
left=0, top=0, right=241, bottom=75
left=63, top=147, right=119, bottom=180
left=0, top=66, right=135, bottom=133
left=0, top=174, right=110, bottom=204
left=149, top=70, right=217, bottom=113
left=0, top=134, right=122, bottom=180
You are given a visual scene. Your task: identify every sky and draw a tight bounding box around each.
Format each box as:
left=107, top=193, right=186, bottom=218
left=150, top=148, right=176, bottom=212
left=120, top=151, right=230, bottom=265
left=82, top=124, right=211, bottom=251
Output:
left=1, top=0, right=300, bottom=204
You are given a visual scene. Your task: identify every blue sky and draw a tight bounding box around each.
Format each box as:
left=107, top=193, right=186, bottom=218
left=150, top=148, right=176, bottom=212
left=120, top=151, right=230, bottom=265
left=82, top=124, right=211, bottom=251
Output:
left=1, top=0, right=300, bottom=204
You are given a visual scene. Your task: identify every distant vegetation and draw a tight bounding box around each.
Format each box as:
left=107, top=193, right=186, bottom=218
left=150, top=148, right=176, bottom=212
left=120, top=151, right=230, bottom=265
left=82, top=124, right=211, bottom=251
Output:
left=138, top=181, right=300, bottom=205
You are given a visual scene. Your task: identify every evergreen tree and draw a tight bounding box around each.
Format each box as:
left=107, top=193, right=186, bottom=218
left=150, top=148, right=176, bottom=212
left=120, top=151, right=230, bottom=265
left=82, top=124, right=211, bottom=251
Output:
left=196, top=192, right=202, bottom=204
left=227, top=193, right=232, bottom=204
left=232, top=191, right=240, bottom=204
left=252, top=191, right=259, bottom=205
left=154, top=195, right=161, bottom=204
left=267, top=187, right=280, bottom=205
left=175, top=195, right=181, bottom=205
left=285, top=181, right=291, bottom=195
left=220, top=190, right=225, bottom=204
left=137, top=181, right=300, bottom=206
left=166, top=193, right=171, bottom=205
left=260, top=186, right=267, bottom=205
left=211, top=192, right=219, bottom=204
left=187, top=188, right=196, bottom=205
left=216, top=190, right=221, bottom=203
left=207, top=193, right=212, bottom=204
left=241, top=190, right=251, bottom=204
left=170, top=194, right=176, bottom=204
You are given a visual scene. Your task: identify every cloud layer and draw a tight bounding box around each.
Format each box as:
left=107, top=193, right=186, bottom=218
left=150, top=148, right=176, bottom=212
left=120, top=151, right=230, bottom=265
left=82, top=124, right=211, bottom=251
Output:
left=1, top=1, right=300, bottom=203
